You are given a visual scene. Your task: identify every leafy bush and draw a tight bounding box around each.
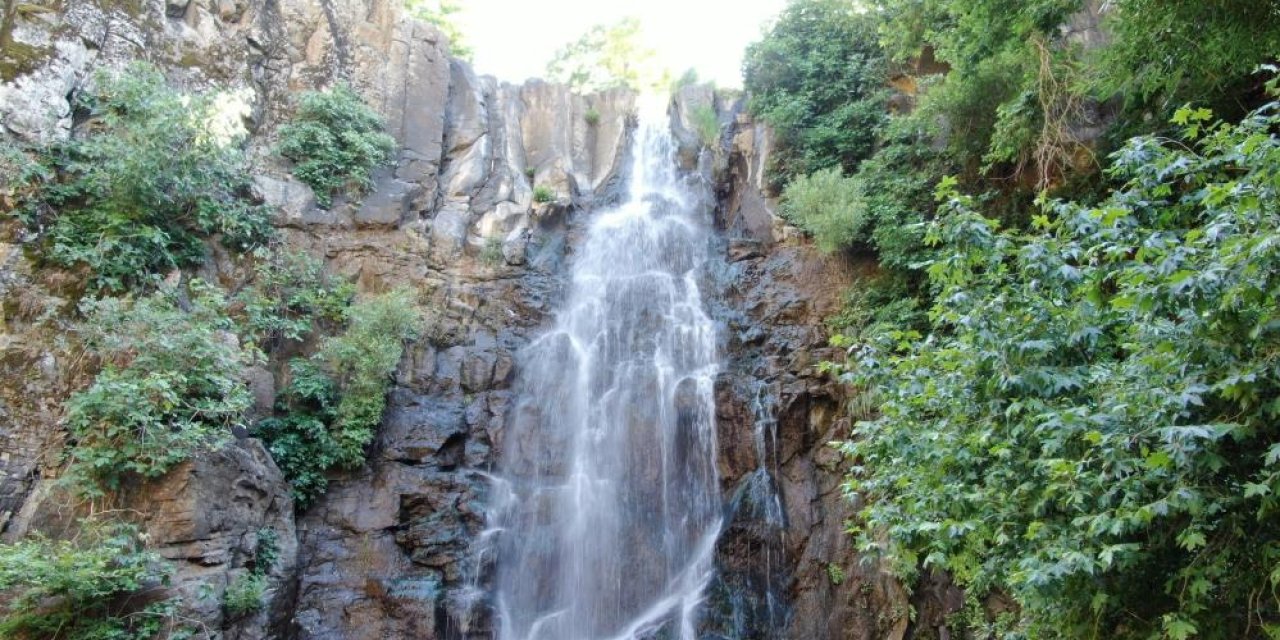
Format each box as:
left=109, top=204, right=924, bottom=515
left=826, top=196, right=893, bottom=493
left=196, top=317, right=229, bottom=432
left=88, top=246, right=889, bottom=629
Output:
left=0, top=522, right=181, bottom=640
left=532, top=185, right=555, bottom=203
left=843, top=98, right=1280, bottom=638
left=15, top=62, right=270, bottom=293
left=584, top=108, right=601, bottom=126
left=690, top=105, right=719, bottom=148
left=276, top=86, right=396, bottom=208
left=0, top=138, right=48, bottom=213
left=65, top=282, right=255, bottom=495
left=854, top=116, right=954, bottom=273
left=236, top=247, right=354, bottom=349
left=258, top=289, right=421, bottom=506
left=743, top=0, right=888, bottom=179
left=780, top=167, right=866, bottom=253
left=223, top=573, right=267, bottom=618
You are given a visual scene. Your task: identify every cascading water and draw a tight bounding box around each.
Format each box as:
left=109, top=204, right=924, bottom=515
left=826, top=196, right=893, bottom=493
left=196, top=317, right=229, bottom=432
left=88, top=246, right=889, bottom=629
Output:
left=486, top=98, right=722, bottom=640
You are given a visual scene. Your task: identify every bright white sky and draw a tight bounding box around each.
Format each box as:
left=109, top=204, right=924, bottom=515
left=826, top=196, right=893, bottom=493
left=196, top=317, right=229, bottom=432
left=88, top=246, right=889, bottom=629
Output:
left=453, top=0, right=789, bottom=88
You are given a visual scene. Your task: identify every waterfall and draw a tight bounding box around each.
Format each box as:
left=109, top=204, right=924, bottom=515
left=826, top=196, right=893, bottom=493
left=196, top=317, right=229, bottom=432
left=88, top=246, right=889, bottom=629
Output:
left=487, top=98, right=722, bottom=640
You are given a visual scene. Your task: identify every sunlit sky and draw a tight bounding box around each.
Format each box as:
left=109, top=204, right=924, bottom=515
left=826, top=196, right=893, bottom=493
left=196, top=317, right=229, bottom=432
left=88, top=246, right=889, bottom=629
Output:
left=451, top=0, right=789, bottom=88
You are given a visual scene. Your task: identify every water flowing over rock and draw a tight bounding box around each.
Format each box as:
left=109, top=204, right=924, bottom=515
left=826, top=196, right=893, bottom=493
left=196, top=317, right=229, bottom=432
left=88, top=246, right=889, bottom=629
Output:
left=487, top=100, right=722, bottom=640
left=0, top=2, right=936, bottom=638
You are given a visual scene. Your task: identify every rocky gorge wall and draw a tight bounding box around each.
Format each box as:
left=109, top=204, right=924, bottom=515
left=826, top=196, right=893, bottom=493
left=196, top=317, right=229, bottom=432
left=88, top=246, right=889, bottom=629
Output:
left=0, top=1, right=932, bottom=638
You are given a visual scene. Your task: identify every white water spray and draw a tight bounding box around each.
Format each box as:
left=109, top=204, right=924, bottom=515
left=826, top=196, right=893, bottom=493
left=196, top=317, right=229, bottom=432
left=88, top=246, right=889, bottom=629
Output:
left=487, top=98, right=722, bottom=640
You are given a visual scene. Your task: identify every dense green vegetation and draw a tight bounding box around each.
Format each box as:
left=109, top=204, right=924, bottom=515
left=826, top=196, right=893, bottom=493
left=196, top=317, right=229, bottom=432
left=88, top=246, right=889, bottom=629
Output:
left=258, top=289, right=421, bottom=506
left=276, top=85, right=396, bottom=208
left=747, top=0, right=1280, bottom=636
left=0, top=523, right=182, bottom=640
left=1, top=48, right=422, bottom=635
left=843, top=97, right=1280, bottom=639
left=65, top=282, right=256, bottom=496
left=13, top=63, right=270, bottom=292
left=743, top=0, right=888, bottom=180
left=236, top=247, right=355, bottom=350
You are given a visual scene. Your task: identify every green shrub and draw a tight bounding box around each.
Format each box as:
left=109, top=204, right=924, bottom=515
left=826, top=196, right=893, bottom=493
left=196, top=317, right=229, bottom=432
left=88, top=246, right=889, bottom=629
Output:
left=224, top=573, right=266, bottom=618
left=65, top=282, right=255, bottom=495
left=584, top=107, right=601, bottom=126
left=15, top=62, right=270, bottom=293
left=532, top=185, right=555, bottom=203
left=258, top=289, right=421, bottom=506
left=0, top=138, right=48, bottom=213
left=252, top=528, right=280, bottom=573
left=481, top=237, right=505, bottom=266
left=0, top=522, right=181, bottom=640
left=843, top=98, right=1280, bottom=638
left=276, top=86, right=396, bottom=208
left=236, top=247, right=354, bottom=349
left=690, top=105, right=719, bottom=148
left=780, top=167, right=866, bottom=253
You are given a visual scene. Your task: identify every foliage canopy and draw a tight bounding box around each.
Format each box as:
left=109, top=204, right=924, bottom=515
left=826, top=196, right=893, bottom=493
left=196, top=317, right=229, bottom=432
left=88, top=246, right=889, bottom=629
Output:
left=15, top=63, right=270, bottom=293
left=842, top=98, right=1280, bottom=638
left=65, top=282, right=256, bottom=496
left=258, top=289, right=421, bottom=507
left=742, top=0, right=888, bottom=180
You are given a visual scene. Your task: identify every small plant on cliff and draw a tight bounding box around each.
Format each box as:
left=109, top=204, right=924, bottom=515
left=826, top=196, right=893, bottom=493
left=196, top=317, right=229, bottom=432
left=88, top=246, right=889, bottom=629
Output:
left=481, top=236, right=505, bottom=266
left=224, top=573, right=267, bottom=619
left=584, top=107, right=601, bottom=126
left=258, top=289, right=422, bottom=507
left=532, top=185, right=556, bottom=204
left=690, top=105, right=719, bottom=148
left=64, top=281, right=256, bottom=496
left=236, top=247, right=355, bottom=350
left=276, top=85, right=396, bottom=208
left=222, top=528, right=280, bottom=619
left=13, top=62, right=270, bottom=293
left=0, top=521, right=183, bottom=640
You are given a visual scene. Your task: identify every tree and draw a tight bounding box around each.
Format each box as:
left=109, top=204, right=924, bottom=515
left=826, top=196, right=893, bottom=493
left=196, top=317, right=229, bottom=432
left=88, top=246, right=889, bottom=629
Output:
left=545, top=17, right=666, bottom=93
left=404, top=0, right=473, bottom=62
left=742, top=0, right=889, bottom=179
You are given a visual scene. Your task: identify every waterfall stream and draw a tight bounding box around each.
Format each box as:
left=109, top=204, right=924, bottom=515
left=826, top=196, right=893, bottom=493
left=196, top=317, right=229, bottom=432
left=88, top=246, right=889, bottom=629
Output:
left=487, top=99, right=722, bottom=640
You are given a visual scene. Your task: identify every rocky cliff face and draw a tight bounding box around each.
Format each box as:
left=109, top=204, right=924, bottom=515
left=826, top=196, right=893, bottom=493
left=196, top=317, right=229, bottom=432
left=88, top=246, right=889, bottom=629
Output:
left=1, top=2, right=917, bottom=638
